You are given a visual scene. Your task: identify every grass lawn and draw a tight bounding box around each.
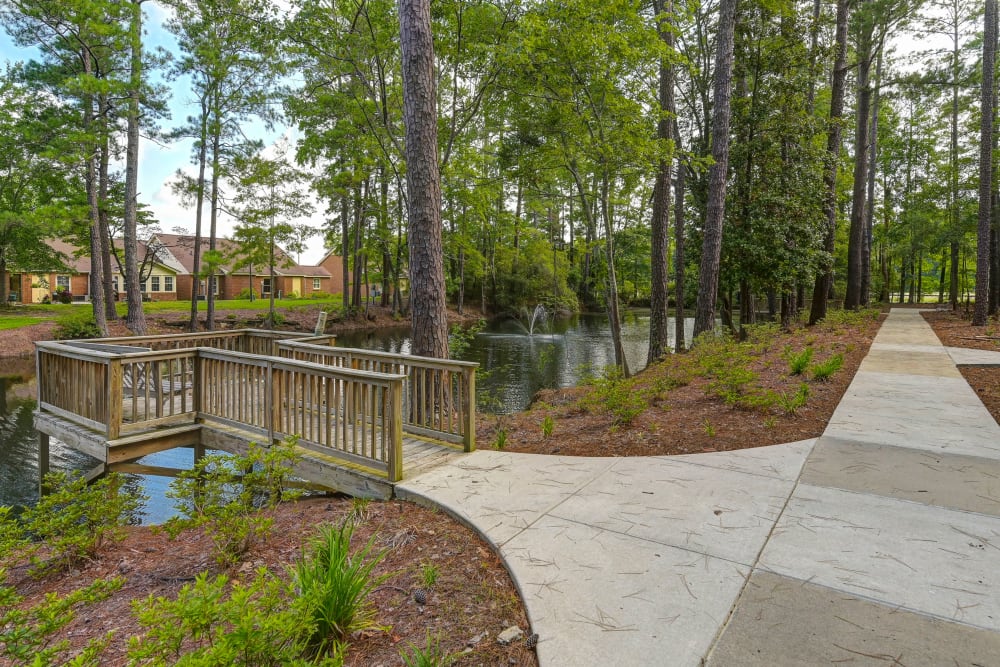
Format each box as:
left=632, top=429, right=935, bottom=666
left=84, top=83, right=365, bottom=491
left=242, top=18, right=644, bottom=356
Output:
left=128, top=296, right=344, bottom=315
left=0, top=315, right=50, bottom=330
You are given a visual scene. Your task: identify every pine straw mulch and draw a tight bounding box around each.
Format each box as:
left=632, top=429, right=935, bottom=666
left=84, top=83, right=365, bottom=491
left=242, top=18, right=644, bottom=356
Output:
left=4, top=496, right=536, bottom=667
left=922, top=308, right=1000, bottom=429
left=479, top=311, right=885, bottom=457
left=4, top=307, right=888, bottom=666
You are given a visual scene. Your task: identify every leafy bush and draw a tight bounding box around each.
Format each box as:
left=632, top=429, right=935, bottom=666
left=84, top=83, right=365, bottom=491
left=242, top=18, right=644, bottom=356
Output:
left=54, top=288, right=72, bottom=304
left=585, top=367, right=648, bottom=427
left=2, top=492, right=127, bottom=665
left=448, top=319, right=486, bottom=359
left=1, top=573, right=120, bottom=665
left=164, top=439, right=301, bottom=568
left=787, top=347, right=814, bottom=375
left=129, top=569, right=338, bottom=666
left=811, top=353, right=844, bottom=381
left=290, top=521, right=391, bottom=655
left=540, top=415, right=554, bottom=439
left=22, top=472, right=145, bottom=575
left=237, top=287, right=258, bottom=300
left=53, top=311, right=101, bottom=340
left=311, top=291, right=333, bottom=300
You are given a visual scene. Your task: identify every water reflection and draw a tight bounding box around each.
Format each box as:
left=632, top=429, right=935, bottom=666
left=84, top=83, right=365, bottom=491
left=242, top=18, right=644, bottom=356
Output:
left=336, top=312, right=695, bottom=413
left=0, top=356, right=192, bottom=522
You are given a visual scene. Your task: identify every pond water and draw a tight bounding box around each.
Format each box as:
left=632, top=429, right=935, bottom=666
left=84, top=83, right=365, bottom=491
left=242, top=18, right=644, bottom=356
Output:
left=0, top=311, right=693, bottom=517
left=337, top=311, right=694, bottom=413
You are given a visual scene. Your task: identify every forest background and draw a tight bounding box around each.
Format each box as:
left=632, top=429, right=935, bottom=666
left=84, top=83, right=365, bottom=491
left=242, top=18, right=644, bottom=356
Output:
left=0, top=0, right=995, bottom=363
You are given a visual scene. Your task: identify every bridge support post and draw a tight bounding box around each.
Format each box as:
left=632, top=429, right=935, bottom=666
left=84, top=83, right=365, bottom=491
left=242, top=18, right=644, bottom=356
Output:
left=38, top=432, right=50, bottom=496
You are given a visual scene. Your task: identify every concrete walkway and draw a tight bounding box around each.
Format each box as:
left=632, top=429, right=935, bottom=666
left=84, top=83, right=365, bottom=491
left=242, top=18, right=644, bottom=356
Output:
left=397, top=309, right=1000, bottom=666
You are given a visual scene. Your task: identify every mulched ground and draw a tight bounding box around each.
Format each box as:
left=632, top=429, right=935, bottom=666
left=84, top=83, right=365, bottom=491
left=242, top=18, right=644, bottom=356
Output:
left=485, top=312, right=885, bottom=457
left=922, top=308, right=1000, bottom=429
left=2, top=305, right=890, bottom=665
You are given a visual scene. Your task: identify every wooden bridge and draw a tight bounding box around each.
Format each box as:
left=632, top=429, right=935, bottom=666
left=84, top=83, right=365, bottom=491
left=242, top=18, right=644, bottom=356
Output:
left=33, top=329, right=478, bottom=499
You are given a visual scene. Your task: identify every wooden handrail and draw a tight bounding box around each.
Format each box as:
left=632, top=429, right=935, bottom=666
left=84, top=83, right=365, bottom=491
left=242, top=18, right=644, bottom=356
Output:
left=35, top=342, right=407, bottom=481
left=275, top=340, right=478, bottom=451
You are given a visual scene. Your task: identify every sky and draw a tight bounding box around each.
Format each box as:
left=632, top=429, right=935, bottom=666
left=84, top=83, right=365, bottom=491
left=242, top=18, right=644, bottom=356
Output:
left=0, top=2, right=330, bottom=266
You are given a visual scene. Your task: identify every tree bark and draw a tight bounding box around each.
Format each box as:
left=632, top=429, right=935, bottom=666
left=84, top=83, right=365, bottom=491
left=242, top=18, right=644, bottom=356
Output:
left=189, top=94, right=209, bottom=332
left=399, top=0, right=449, bottom=359
left=123, top=0, right=146, bottom=335
left=845, top=0, right=874, bottom=309
left=674, top=155, right=687, bottom=353
left=809, top=0, right=850, bottom=325
left=974, top=0, right=997, bottom=325
left=860, top=47, right=882, bottom=307
left=692, top=0, right=738, bottom=338
left=648, top=0, right=675, bottom=364
left=82, top=48, right=108, bottom=337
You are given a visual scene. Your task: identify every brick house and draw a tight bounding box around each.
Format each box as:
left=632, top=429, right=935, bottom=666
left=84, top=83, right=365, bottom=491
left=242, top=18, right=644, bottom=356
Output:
left=8, top=238, right=180, bottom=303
left=152, top=234, right=334, bottom=300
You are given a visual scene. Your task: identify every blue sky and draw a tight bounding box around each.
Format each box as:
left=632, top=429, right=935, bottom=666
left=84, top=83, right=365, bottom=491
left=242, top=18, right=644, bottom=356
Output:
left=0, top=2, right=328, bottom=265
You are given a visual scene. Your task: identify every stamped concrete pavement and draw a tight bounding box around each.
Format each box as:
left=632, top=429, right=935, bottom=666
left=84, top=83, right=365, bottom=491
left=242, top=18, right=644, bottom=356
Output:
left=397, top=309, right=1000, bottom=666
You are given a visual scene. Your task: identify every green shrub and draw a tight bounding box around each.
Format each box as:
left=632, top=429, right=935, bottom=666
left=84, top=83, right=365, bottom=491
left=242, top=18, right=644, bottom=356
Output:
left=129, top=569, right=337, bottom=666
left=2, top=573, right=120, bottom=665
left=311, top=291, right=333, bottom=300
left=290, top=521, right=391, bottom=655
left=237, top=288, right=258, bottom=300
left=53, top=311, right=101, bottom=340
left=420, top=562, right=439, bottom=589
left=706, top=366, right=758, bottom=405
left=811, top=353, right=844, bottom=381
left=2, top=495, right=125, bottom=665
left=585, top=367, right=648, bottom=427
left=164, top=439, right=301, bottom=569
left=492, top=428, right=508, bottom=450
left=540, top=415, right=554, bottom=439
left=400, top=632, right=458, bottom=667
left=22, top=472, right=145, bottom=575
left=787, top=347, right=814, bottom=375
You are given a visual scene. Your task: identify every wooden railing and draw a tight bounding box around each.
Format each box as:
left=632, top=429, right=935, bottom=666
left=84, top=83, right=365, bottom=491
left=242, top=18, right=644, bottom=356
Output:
left=275, top=340, right=477, bottom=451
left=35, top=339, right=406, bottom=481
left=70, top=329, right=335, bottom=357
left=198, top=349, right=404, bottom=480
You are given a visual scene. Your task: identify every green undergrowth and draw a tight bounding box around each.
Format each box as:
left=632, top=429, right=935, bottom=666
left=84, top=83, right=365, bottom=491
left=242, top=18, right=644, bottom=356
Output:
left=572, top=308, right=880, bottom=426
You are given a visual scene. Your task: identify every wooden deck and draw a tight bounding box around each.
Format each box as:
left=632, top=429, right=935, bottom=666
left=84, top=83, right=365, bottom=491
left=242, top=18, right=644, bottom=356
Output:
left=33, top=329, right=477, bottom=499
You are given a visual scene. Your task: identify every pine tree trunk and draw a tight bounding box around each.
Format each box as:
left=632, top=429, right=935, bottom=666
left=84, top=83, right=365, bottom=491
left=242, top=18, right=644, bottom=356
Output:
left=845, top=1, right=874, bottom=309
left=860, top=48, right=882, bottom=308
left=674, top=155, right=687, bottom=353
left=399, top=0, right=449, bottom=359
left=207, top=105, right=221, bottom=332
left=974, top=0, right=997, bottom=325
left=692, top=0, right=738, bottom=338
left=82, top=49, right=108, bottom=337
left=98, top=99, right=117, bottom=322
left=189, top=97, right=209, bottom=332
left=809, top=0, right=850, bottom=325
left=648, top=0, right=675, bottom=364
left=123, top=0, right=146, bottom=335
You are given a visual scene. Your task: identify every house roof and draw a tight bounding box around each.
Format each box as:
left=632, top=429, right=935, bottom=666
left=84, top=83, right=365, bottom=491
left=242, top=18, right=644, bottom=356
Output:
left=46, top=238, right=91, bottom=274
left=153, top=233, right=330, bottom=279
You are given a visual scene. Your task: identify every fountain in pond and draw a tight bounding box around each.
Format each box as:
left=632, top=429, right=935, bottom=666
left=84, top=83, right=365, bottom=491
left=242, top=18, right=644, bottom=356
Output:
left=526, top=304, right=549, bottom=335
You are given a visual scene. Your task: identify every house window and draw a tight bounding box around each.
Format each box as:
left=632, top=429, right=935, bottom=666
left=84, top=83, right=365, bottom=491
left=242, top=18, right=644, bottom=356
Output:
left=164, top=276, right=174, bottom=292
left=261, top=278, right=271, bottom=295
left=56, top=275, right=70, bottom=291
left=112, top=277, right=119, bottom=293
left=202, top=278, right=219, bottom=295
left=151, top=276, right=161, bottom=292
left=313, top=278, right=321, bottom=290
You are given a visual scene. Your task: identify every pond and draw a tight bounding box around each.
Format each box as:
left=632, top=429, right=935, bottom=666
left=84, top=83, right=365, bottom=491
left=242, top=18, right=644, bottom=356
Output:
left=337, top=310, right=694, bottom=413
left=0, top=311, right=693, bottom=517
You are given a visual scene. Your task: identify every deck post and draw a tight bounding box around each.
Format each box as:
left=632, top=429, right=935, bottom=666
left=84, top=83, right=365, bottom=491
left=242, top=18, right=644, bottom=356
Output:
left=38, top=431, right=50, bottom=495
left=462, top=367, right=476, bottom=452
left=386, top=380, right=403, bottom=482
left=107, top=358, right=123, bottom=440
left=267, top=359, right=278, bottom=445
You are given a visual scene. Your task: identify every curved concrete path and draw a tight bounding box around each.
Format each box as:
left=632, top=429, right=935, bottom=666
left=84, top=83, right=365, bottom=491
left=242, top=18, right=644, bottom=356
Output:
left=397, top=309, right=1000, bottom=665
